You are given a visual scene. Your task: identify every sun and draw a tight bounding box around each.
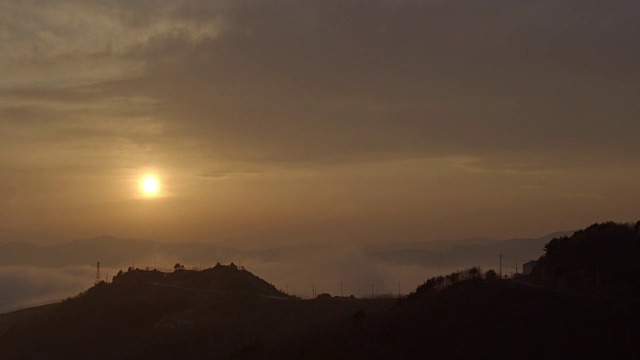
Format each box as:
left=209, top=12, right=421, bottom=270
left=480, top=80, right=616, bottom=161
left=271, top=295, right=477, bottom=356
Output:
left=140, top=176, right=159, bottom=195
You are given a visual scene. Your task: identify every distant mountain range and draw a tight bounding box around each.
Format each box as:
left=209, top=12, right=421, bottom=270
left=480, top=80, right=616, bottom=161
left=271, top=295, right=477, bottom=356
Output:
left=0, top=231, right=574, bottom=271
left=366, top=231, right=574, bottom=270
left=0, top=236, right=235, bottom=268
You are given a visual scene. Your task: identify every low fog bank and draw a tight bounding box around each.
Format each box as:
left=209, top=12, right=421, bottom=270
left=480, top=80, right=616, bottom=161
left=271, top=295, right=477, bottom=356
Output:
left=0, top=265, right=119, bottom=313
left=235, top=247, right=443, bottom=299
left=0, top=253, right=457, bottom=312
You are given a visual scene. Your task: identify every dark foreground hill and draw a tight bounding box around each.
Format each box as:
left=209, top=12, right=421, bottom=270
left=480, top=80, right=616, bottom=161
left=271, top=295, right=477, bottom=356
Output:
left=530, top=221, right=640, bottom=298
left=2, top=269, right=640, bottom=359
left=0, top=264, right=394, bottom=359
left=308, top=279, right=640, bottom=359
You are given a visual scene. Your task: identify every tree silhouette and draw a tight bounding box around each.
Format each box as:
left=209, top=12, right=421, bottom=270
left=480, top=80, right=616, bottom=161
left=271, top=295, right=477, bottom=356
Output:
left=485, top=269, right=498, bottom=280
left=531, top=221, right=640, bottom=298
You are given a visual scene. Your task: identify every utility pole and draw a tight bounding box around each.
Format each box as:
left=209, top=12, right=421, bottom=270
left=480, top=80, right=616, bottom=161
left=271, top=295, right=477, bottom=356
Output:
left=153, top=244, right=157, bottom=271
left=398, top=283, right=401, bottom=298
left=95, top=261, right=101, bottom=285
left=371, top=284, right=374, bottom=299
left=340, top=283, right=343, bottom=297
left=499, top=253, right=502, bottom=279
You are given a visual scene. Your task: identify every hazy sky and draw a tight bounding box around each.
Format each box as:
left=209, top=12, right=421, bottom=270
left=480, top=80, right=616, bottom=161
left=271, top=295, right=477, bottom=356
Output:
left=1, top=0, right=639, bottom=247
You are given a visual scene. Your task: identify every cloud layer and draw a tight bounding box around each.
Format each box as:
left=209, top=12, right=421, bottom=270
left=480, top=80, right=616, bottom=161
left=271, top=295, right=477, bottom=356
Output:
left=1, top=0, right=639, bottom=244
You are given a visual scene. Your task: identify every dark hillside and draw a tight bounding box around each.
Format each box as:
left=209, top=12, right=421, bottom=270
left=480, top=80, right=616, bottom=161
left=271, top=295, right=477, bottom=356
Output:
left=0, top=304, right=55, bottom=337
left=529, top=221, right=640, bottom=297
left=0, top=265, right=393, bottom=359
left=382, top=279, right=639, bottom=358
left=266, top=279, right=640, bottom=359
left=2, top=269, right=639, bottom=359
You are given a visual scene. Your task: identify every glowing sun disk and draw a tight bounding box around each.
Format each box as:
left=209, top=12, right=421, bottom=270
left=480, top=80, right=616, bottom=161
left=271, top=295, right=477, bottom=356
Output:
left=141, top=177, right=159, bottom=194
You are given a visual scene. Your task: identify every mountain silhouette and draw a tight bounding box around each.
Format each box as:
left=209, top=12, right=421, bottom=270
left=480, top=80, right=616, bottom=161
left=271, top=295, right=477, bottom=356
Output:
left=366, top=231, right=573, bottom=269
left=3, top=223, right=640, bottom=358
left=3, top=263, right=639, bottom=358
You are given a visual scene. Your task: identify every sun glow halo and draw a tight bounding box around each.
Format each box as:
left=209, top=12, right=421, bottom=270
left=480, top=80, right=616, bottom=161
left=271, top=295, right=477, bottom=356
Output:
left=140, top=176, right=159, bottom=195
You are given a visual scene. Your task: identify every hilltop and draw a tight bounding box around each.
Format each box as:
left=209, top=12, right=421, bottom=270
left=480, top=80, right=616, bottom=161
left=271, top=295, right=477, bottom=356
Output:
left=110, top=263, right=288, bottom=299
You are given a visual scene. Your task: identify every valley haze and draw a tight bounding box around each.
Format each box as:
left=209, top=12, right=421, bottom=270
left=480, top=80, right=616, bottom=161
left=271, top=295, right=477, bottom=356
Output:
left=0, top=231, right=570, bottom=313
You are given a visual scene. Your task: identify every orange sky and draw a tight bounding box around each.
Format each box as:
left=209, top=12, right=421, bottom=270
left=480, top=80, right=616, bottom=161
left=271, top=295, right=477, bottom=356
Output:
left=1, top=0, right=639, bottom=246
